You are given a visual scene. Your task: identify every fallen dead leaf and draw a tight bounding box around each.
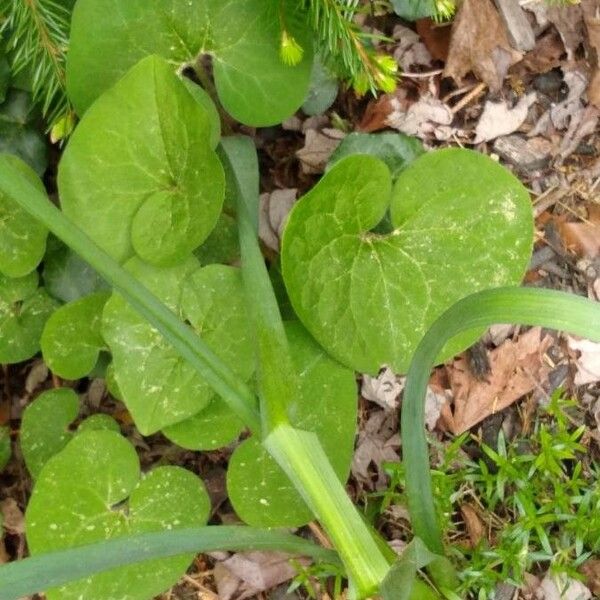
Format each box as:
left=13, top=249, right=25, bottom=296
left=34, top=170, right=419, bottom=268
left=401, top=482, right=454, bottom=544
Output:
left=259, top=188, right=296, bottom=252
left=473, top=92, right=537, bottom=143
left=0, top=498, right=24, bottom=535
left=393, top=24, right=433, bottom=71
left=558, top=105, right=600, bottom=160
left=559, top=221, right=600, bottom=257
left=581, top=558, right=600, bottom=596
left=214, top=551, right=309, bottom=600
left=24, top=360, right=48, bottom=394
left=352, top=410, right=400, bottom=490
left=444, top=0, right=522, bottom=92
left=415, top=18, right=451, bottom=61
left=448, top=327, right=552, bottom=434
left=582, top=0, right=600, bottom=107
left=547, top=3, right=584, bottom=60
left=537, top=572, right=591, bottom=600
left=460, top=503, right=485, bottom=547
left=385, top=93, right=455, bottom=140
left=296, top=128, right=345, bottom=175
left=424, top=386, right=447, bottom=431
left=361, top=367, right=404, bottom=411
left=568, top=337, right=600, bottom=385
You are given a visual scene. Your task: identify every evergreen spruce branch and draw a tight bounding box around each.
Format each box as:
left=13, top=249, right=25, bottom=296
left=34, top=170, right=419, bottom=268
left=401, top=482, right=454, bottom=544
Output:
left=1, top=0, right=71, bottom=126
left=300, top=0, right=397, bottom=94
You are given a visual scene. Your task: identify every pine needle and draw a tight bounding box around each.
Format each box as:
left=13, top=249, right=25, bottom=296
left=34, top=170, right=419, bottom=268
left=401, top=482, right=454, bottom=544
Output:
left=1, top=0, right=72, bottom=127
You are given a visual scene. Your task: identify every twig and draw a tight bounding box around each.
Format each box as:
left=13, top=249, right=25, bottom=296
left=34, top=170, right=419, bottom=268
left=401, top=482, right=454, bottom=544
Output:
left=451, top=82, right=486, bottom=114
left=401, top=68, right=444, bottom=79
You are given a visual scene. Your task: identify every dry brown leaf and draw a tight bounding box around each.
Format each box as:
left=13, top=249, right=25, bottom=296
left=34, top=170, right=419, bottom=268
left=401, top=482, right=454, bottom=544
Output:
left=444, top=0, right=522, bottom=91
left=385, top=94, right=455, bottom=140
left=352, top=410, right=400, bottom=489
left=582, top=0, right=600, bottom=107
left=258, top=188, right=296, bottom=252
left=538, top=573, right=591, bottom=600
left=393, top=24, right=433, bottom=71
left=214, top=552, right=309, bottom=600
left=559, top=221, right=600, bottom=257
left=415, top=18, right=451, bottom=61
left=547, top=4, right=584, bottom=60
left=568, top=337, right=600, bottom=385
left=448, top=327, right=552, bottom=434
left=473, top=92, right=536, bottom=143
left=459, top=504, right=485, bottom=547
left=295, top=128, right=344, bottom=174
left=0, top=499, right=24, bottom=535
left=581, top=558, right=600, bottom=596
left=361, top=367, right=404, bottom=411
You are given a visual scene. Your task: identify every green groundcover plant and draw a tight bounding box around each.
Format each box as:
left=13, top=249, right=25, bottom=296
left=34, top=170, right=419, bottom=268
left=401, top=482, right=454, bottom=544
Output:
left=0, top=2, right=600, bottom=600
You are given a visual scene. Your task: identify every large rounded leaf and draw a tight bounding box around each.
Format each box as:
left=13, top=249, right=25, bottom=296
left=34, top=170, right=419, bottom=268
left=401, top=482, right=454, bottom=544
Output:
left=0, top=154, right=48, bottom=277
left=0, top=272, right=58, bottom=364
left=41, top=292, right=108, bottom=379
left=102, top=258, right=254, bottom=435
left=25, top=430, right=210, bottom=600
left=281, top=149, right=534, bottom=374
left=227, top=322, right=357, bottom=527
left=66, top=0, right=313, bottom=126
left=59, top=55, right=224, bottom=266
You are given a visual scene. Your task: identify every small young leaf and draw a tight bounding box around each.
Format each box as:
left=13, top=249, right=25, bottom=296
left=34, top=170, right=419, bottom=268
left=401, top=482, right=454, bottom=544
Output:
left=102, top=258, right=254, bottom=435
left=59, top=55, right=225, bottom=266
left=327, top=132, right=425, bottom=179
left=0, top=426, right=11, bottom=472
left=42, top=237, right=107, bottom=303
left=391, top=0, right=436, bottom=20
left=20, top=388, right=79, bottom=479
left=163, top=397, right=246, bottom=451
left=227, top=322, right=357, bottom=527
left=66, top=0, right=313, bottom=126
left=77, top=414, right=120, bottom=435
left=0, top=271, right=58, bottom=364
left=281, top=149, right=533, bottom=374
left=0, top=90, right=48, bottom=176
left=302, top=55, right=338, bottom=116
left=41, top=292, right=108, bottom=379
left=0, top=155, right=48, bottom=278
left=25, top=430, right=210, bottom=600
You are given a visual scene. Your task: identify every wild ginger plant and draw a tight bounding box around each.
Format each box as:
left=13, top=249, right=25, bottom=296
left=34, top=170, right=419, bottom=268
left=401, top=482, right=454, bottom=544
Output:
left=0, top=2, right=599, bottom=600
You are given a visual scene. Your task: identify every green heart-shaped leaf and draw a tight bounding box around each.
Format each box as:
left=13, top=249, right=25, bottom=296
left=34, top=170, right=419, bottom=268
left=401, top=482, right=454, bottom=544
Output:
left=41, top=292, right=108, bottom=379
left=327, top=132, right=425, bottom=179
left=43, top=237, right=108, bottom=303
left=0, top=154, right=48, bottom=277
left=67, top=0, right=313, bottom=126
left=103, top=258, right=254, bottom=435
left=227, top=322, right=357, bottom=527
left=25, top=430, right=210, bottom=600
left=59, top=55, right=225, bottom=266
left=0, top=271, right=58, bottom=364
left=20, top=388, right=79, bottom=479
left=281, top=149, right=534, bottom=374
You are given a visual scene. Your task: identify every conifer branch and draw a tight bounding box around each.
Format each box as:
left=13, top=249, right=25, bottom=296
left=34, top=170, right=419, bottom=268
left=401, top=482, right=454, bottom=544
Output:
left=1, top=0, right=72, bottom=127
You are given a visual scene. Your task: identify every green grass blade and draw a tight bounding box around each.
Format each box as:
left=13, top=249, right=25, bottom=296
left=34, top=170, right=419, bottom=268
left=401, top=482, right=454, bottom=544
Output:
left=221, top=137, right=391, bottom=597
left=0, top=526, right=338, bottom=600
left=402, top=287, right=600, bottom=554
left=0, top=155, right=261, bottom=433
left=221, top=136, right=297, bottom=430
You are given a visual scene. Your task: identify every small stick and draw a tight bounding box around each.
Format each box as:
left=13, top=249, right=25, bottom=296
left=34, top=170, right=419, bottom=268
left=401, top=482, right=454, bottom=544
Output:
left=308, top=521, right=334, bottom=549
left=401, top=68, right=443, bottom=78
left=451, top=82, right=486, bottom=114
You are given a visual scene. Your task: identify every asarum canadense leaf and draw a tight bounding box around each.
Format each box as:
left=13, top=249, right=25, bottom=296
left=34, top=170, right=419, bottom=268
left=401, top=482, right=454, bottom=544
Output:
left=281, top=149, right=534, bottom=375
left=20, top=388, right=121, bottom=479
left=58, top=55, right=225, bottom=267
left=102, top=258, right=254, bottom=435
left=0, top=155, right=48, bottom=278
left=66, top=0, right=313, bottom=126
left=25, top=430, right=210, bottom=600
left=0, top=271, right=58, bottom=364
left=227, top=322, right=357, bottom=528
left=40, top=292, right=109, bottom=380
